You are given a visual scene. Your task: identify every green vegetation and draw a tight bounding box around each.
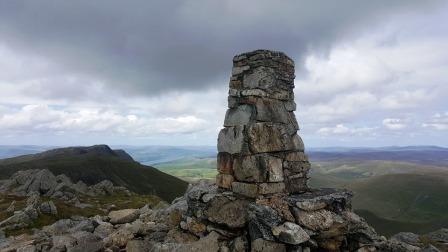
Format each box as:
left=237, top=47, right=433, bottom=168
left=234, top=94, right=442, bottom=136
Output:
left=155, top=157, right=217, bottom=182
left=0, top=149, right=188, bottom=202
left=1, top=192, right=160, bottom=236
left=355, top=210, right=448, bottom=237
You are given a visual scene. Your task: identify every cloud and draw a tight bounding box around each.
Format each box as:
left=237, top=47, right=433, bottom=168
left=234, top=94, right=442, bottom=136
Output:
left=0, top=1, right=447, bottom=146
left=0, top=0, right=444, bottom=98
left=422, top=112, right=448, bottom=131
left=0, top=104, right=209, bottom=136
left=317, top=124, right=376, bottom=136
left=382, top=118, right=407, bottom=130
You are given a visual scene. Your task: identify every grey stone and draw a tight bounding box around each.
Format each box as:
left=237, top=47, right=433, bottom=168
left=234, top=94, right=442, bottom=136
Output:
left=254, top=98, right=291, bottom=124
left=69, top=219, right=96, bottom=233
left=205, top=195, right=249, bottom=228
left=422, top=244, right=442, bottom=252
left=216, top=174, right=234, bottom=189
left=205, top=195, right=248, bottom=228
left=217, top=126, right=246, bottom=154
left=108, top=209, right=140, bottom=224
left=233, top=155, right=266, bottom=183
left=230, top=236, right=248, bottom=252
left=272, top=222, right=310, bottom=245
left=43, top=219, right=76, bottom=235
left=251, top=238, right=286, bottom=252
left=233, top=154, right=283, bottom=183
left=427, top=228, right=448, bottom=243
left=284, top=100, right=296, bottom=111
left=247, top=123, right=302, bottom=153
left=293, top=209, right=335, bottom=231
left=287, top=188, right=353, bottom=213
left=94, top=222, right=114, bottom=239
left=285, top=177, right=308, bottom=194
left=258, top=182, right=285, bottom=195
left=126, top=240, right=153, bottom=252
left=224, top=105, right=253, bottom=126
left=40, top=201, right=58, bottom=215
left=243, top=66, right=276, bottom=90
left=247, top=203, right=282, bottom=241
left=390, top=232, right=422, bottom=247
left=232, top=65, right=250, bottom=75
left=232, top=181, right=258, bottom=198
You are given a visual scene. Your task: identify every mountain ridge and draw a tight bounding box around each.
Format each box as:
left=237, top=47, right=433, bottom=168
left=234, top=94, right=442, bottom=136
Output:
left=0, top=145, right=188, bottom=202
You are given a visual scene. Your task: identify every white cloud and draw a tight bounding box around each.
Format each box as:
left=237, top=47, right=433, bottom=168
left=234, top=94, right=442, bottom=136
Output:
left=382, top=118, right=407, bottom=130
left=317, top=124, right=376, bottom=136
left=0, top=104, right=209, bottom=137
left=422, top=112, right=448, bottom=131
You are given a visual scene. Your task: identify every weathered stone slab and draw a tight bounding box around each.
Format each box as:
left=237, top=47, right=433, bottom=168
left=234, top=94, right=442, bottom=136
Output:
left=243, top=66, right=276, bottom=90
left=108, top=209, right=139, bottom=224
left=272, top=222, right=310, bottom=245
left=251, top=239, right=286, bottom=252
left=217, top=152, right=233, bottom=175
left=232, top=65, right=250, bottom=76
left=233, top=155, right=266, bottom=182
left=285, top=177, right=308, bottom=194
left=232, top=182, right=258, bottom=198
left=205, top=196, right=250, bottom=228
left=247, top=123, right=302, bottom=153
left=293, top=209, right=335, bottom=231
left=216, top=174, right=234, bottom=189
left=217, top=126, right=245, bottom=154
left=248, top=204, right=282, bottom=241
left=254, top=98, right=290, bottom=124
left=287, top=188, right=353, bottom=213
left=233, top=154, right=283, bottom=183
left=283, top=161, right=311, bottom=174
left=224, top=105, right=253, bottom=126
left=258, top=183, right=285, bottom=195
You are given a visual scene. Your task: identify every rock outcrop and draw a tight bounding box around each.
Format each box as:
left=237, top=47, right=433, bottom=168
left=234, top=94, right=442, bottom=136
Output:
left=0, top=169, right=130, bottom=232
left=0, top=169, right=130, bottom=200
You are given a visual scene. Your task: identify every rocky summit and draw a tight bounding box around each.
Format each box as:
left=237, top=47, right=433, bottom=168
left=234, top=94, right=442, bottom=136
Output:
left=0, top=50, right=446, bottom=251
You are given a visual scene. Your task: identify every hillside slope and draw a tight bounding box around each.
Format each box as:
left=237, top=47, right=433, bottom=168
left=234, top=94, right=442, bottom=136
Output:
left=0, top=145, right=188, bottom=202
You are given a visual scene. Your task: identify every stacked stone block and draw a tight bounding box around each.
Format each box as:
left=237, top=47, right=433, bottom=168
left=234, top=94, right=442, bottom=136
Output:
left=216, top=50, right=311, bottom=197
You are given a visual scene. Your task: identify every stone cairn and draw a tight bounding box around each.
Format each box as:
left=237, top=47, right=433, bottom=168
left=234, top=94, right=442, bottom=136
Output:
left=180, top=50, right=386, bottom=252
left=216, top=50, right=309, bottom=197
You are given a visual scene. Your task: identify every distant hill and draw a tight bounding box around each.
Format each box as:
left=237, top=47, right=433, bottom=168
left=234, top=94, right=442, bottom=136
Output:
left=308, top=146, right=448, bottom=166
left=0, top=145, right=188, bottom=202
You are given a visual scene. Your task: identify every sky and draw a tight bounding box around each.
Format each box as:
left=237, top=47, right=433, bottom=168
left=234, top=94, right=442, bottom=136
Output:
left=0, top=0, right=447, bottom=147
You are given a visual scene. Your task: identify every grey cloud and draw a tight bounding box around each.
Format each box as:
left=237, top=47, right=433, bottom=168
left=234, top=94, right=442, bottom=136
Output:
left=0, top=0, right=443, bottom=97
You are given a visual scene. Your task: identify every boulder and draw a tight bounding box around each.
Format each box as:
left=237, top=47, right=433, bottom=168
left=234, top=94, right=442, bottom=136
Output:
left=272, top=222, right=310, bottom=245
left=205, top=195, right=250, bottom=228
left=108, top=209, right=140, bottom=224
left=251, top=238, right=286, bottom=252
left=247, top=204, right=282, bottom=241
left=94, top=222, right=114, bottom=239
left=293, top=209, right=335, bottom=231
left=39, top=201, right=58, bottom=215
left=391, top=232, right=423, bottom=247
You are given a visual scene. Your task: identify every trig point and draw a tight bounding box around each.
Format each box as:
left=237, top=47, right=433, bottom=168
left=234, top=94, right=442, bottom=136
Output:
left=216, top=50, right=310, bottom=197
